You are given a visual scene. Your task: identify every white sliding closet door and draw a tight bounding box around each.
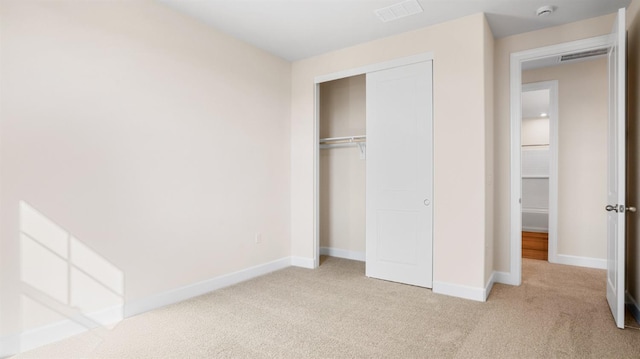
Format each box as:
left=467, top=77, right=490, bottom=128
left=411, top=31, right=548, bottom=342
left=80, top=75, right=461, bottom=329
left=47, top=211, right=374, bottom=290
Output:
left=365, top=61, right=433, bottom=288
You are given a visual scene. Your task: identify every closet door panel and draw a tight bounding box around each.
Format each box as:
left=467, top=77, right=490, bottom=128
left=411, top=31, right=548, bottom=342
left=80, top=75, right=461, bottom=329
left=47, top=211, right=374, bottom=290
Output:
left=365, top=60, right=433, bottom=288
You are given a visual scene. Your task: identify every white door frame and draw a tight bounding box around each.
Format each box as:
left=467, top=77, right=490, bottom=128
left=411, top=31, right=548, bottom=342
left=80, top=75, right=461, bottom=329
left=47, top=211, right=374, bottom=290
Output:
left=508, top=35, right=610, bottom=285
left=313, top=52, right=434, bottom=268
left=521, top=81, right=559, bottom=264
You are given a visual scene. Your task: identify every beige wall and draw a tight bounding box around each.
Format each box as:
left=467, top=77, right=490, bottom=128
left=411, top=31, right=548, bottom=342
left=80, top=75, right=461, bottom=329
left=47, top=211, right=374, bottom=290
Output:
left=523, top=59, right=608, bottom=261
left=319, top=76, right=366, bottom=253
left=522, top=117, right=550, bottom=146
left=626, top=0, right=640, bottom=310
left=292, top=13, right=492, bottom=290
left=0, top=0, right=291, bottom=337
left=483, top=16, right=495, bottom=285
left=493, top=14, right=616, bottom=272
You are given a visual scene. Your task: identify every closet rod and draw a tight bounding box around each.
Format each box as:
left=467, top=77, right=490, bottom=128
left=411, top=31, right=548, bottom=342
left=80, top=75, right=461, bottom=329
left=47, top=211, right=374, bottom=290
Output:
left=319, top=135, right=367, bottom=159
left=319, top=135, right=366, bottom=145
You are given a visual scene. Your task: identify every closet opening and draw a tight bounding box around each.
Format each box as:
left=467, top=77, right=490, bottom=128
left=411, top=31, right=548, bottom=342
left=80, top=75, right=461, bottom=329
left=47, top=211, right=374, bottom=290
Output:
left=318, top=75, right=367, bottom=266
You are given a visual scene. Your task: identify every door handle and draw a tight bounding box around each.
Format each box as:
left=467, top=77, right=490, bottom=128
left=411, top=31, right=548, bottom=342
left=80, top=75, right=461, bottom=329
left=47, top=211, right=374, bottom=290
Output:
left=605, top=204, right=637, bottom=213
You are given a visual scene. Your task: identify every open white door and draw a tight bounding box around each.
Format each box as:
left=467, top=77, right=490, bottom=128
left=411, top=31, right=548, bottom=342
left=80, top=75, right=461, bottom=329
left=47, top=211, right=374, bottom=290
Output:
left=605, top=7, right=626, bottom=329
left=365, top=61, right=433, bottom=288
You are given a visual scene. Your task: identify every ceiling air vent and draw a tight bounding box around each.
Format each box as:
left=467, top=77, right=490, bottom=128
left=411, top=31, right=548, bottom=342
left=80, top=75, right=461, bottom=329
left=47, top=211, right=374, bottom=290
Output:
left=560, top=48, right=609, bottom=62
left=375, top=0, right=423, bottom=23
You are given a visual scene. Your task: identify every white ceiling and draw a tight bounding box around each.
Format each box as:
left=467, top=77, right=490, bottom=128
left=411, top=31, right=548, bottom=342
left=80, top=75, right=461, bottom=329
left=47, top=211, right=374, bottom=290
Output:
left=156, top=0, right=630, bottom=61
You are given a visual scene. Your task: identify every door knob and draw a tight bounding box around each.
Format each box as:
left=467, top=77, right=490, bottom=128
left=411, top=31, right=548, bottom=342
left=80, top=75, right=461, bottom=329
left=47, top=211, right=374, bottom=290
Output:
left=606, top=204, right=619, bottom=212
left=627, top=206, right=637, bottom=213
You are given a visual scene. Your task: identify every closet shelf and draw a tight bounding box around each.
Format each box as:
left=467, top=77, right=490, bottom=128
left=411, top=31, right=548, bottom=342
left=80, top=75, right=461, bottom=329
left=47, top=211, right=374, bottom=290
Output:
left=319, top=135, right=366, bottom=144
left=319, top=135, right=366, bottom=159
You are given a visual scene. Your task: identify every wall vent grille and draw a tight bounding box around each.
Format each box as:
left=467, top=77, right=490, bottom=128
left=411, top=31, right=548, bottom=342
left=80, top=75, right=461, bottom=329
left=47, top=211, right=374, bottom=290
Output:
left=560, top=48, right=609, bottom=62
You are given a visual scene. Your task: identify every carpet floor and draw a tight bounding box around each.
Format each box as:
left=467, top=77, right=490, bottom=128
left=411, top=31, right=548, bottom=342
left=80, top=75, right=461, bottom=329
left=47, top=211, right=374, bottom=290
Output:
left=12, top=256, right=640, bottom=358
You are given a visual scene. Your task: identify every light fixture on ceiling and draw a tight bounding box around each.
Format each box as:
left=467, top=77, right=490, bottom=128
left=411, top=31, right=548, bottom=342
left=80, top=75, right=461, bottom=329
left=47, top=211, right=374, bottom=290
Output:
left=375, top=0, right=423, bottom=23
left=540, top=112, right=548, bottom=117
left=536, top=5, right=555, bottom=17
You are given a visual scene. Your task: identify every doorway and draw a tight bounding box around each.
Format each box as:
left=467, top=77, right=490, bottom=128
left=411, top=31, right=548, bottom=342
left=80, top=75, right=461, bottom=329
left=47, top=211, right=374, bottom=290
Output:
left=508, top=34, right=612, bottom=286
left=510, top=8, right=627, bottom=328
left=521, top=53, right=611, bottom=272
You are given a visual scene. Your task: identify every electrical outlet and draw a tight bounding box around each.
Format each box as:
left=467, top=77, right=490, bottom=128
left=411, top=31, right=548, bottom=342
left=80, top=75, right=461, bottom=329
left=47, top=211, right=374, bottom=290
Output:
left=254, top=232, right=262, bottom=244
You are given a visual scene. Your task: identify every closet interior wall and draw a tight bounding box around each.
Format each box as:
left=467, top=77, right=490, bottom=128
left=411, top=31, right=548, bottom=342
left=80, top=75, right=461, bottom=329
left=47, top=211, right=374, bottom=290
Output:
left=521, top=112, right=550, bottom=233
left=319, top=75, right=366, bottom=257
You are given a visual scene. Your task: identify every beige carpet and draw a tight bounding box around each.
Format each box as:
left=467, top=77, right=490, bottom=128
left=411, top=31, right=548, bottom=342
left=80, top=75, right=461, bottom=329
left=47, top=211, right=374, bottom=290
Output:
left=13, top=257, right=640, bottom=358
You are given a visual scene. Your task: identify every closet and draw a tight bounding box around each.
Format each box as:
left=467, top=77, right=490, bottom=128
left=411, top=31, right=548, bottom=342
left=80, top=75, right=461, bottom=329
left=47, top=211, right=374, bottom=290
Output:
left=317, top=59, right=434, bottom=288
left=521, top=88, right=550, bottom=260
left=319, top=75, right=367, bottom=260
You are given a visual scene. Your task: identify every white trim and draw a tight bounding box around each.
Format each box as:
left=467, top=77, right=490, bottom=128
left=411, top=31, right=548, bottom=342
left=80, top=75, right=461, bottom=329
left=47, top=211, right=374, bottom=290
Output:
left=0, top=321, right=86, bottom=358
left=510, top=48, right=523, bottom=286
left=314, top=52, right=435, bottom=84
left=0, top=305, right=123, bottom=358
left=432, top=281, right=487, bottom=302
left=0, top=333, right=19, bottom=358
left=546, top=80, right=560, bottom=265
left=522, top=226, right=549, bottom=233
left=493, top=271, right=518, bottom=286
left=313, top=52, right=435, bottom=269
left=509, top=35, right=611, bottom=286
left=2, top=257, right=297, bottom=357
left=521, top=175, right=549, bottom=179
left=511, top=35, right=611, bottom=65
left=84, top=304, right=124, bottom=327
left=484, top=272, right=496, bottom=301
left=626, top=292, right=640, bottom=325
left=290, top=256, right=316, bottom=269
left=124, top=257, right=291, bottom=317
left=553, top=254, right=606, bottom=269
left=319, top=247, right=365, bottom=261
left=313, top=83, right=321, bottom=270
left=521, top=208, right=548, bottom=214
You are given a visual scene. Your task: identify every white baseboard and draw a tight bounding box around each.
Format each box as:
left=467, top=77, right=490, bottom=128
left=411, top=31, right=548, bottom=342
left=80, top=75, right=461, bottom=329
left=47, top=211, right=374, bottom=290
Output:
left=552, top=254, right=606, bottom=270
left=493, top=271, right=518, bottom=286
left=290, top=256, right=315, bottom=269
left=433, top=281, right=487, bottom=302
left=484, top=272, right=496, bottom=301
left=2, top=257, right=295, bottom=358
left=0, top=305, right=122, bottom=359
left=319, top=247, right=365, bottom=261
left=0, top=333, right=20, bottom=359
left=87, top=305, right=124, bottom=327
left=522, top=226, right=549, bottom=232
left=124, top=257, right=291, bottom=317
left=626, top=292, right=640, bottom=325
